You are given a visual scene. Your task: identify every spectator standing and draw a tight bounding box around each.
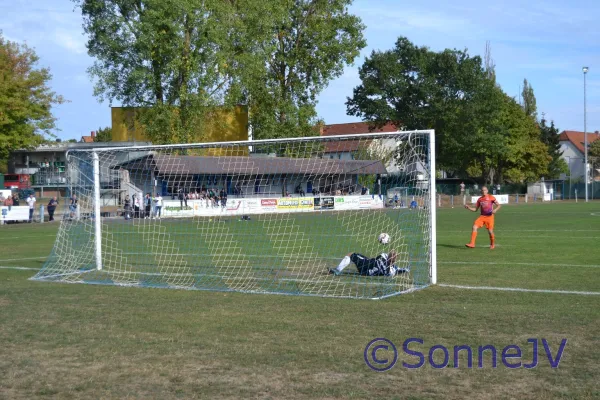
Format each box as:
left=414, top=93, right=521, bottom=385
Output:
left=178, top=188, right=187, bottom=209
left=69, top=195, right=78, bottom=219
left=26, top=194, right=36, bottom=222
left=12, top=194, right=20, bottom=206
left=220, top=188, right=227, bottom=209
left=124, top=195, right=131, bottom=220
left=460, top=182, right=465, bottom=195
left=144, top=193, right=152, bottom=219
left=154, top=194, right=162, bottom=219
left=132, top=194, right=141, bottom=218
left=47, top=197, right=58, bottom=221
left=3, top=194, right=13, bottom=211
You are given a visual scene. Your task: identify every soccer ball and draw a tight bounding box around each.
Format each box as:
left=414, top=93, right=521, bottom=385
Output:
left=378, top=233, right=390, bottom=244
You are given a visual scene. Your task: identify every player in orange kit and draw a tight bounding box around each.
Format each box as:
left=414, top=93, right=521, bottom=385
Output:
left=464, top=186, right=501, bottom=249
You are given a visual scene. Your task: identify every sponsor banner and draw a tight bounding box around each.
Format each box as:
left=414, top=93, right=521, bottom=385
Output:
left=359, top=195, right=385, bottom=209
left=162, top=201, right=195, bottom=217
left=314, top=196, right=334, bottom=210
left=160, top=195, right=384, bottom=218
left=261, top=199, right=277, bottom=210
left=334, top=196, right=359, bottom=210
left=276, top=198, right=314, bottom=210
left=470, top=195, right=509, bottom=205
left=1, top=206, right=30, bottom=221
left=244, top=199, right=261, bottom=211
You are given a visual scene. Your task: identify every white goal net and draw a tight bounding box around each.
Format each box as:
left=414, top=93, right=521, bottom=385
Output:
left=32, top=131, right=436, bottom=299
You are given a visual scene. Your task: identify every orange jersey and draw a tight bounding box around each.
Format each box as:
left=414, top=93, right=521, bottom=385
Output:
left=476, top=195, right=497, bottom=216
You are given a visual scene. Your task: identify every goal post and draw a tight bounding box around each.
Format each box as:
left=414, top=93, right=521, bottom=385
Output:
left=32, top=130, right=436, bottom=299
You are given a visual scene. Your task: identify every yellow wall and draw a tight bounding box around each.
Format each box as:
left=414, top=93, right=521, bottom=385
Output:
left=111, top=106, right=249, bottom=155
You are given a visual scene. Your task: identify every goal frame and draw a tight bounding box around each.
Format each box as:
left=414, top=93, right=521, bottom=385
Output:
left=59, top=129, right=437, bottom=296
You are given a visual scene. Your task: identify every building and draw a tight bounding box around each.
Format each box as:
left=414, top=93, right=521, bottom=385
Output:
left=559, top=130, right=600, bottom=181
left=110, top=106, right=249, bottom=156
left=116, top=154, right=387, bottom=198
left=320, top=122, right=397, bottom=160
left=320, top=121, right=428, bottom=185
left=7, top=141, right=151, bottom=198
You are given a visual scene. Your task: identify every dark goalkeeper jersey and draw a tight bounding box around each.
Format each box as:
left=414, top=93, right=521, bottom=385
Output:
left=351, top=252, right=393, bottom=276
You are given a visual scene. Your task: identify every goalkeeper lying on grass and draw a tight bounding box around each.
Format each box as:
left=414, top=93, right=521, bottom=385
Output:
left=329, top=250, right=409, bottom=277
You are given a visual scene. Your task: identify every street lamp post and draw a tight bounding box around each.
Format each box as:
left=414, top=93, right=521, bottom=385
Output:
left=565, top=156, right=572, bottom=198
left=583, top=66, right=589, bottom=202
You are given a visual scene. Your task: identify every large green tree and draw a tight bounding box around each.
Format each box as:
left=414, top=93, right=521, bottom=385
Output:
left=0, top=33, right=64, bottom=160
left=77, top=0, right=239, bottom=144
left=346, top=37, right=497, bottom=176
left=227, top=0, right=365, bottom=140
left=346, top=37, right=550, bottom=184
left=77, top=0, right=365, bottom=143
left=538, top=117, right=567, bottom=179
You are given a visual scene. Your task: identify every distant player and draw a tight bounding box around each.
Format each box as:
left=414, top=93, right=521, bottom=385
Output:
left=329, top=250, right=409, bottom=277
left=464, top=186, right=501, bottom=249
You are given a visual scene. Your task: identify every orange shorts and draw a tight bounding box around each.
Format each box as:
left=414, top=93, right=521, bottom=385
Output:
left=474, top=215, right=494, bottom=230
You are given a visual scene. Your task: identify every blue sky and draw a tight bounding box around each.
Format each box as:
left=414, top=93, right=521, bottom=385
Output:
left=1, top=0, right=598, bottom=140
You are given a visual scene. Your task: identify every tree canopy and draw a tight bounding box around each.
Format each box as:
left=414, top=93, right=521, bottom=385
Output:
left=76, top=0, right=365, bottom=143
left=346, top=36, right=552, bottom=184
left=0, top=33, right=64, bottom=160
left=93, top=126, right=113, bottom=142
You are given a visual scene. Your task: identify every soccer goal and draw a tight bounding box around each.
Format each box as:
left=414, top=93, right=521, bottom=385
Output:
left=31, top=130, right=436, bottom=299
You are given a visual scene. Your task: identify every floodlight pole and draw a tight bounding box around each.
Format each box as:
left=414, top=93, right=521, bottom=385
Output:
left=93, top=152, right=103, bottom=270
left=583, top=67, right=589, bottom=202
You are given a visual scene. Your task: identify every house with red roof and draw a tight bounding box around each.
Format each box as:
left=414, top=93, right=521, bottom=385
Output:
left=559, top=130, right=600, bottom=181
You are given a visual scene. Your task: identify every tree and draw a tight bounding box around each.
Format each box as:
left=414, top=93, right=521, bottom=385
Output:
left=538, top=117, right=567, bottom=179
left=227, top=0, right=366, bottom=140
left=346, top=37, right=550, bottom=185
left=0, top=33, right=64, bottom=161
left=93, top=126, right=112, bottom=142
left=77, top=0, right=250, bottom=144
left=496, top=94, right=548, bottom=183
left=590, top=139, right=600, bottom=171
left=346, top=37, right=495, bottom=175
left=484, top=40, right=496, bottom=83
left=77, top=0, right=365, bottom=143
left=521, top=78, right=537, bottom=120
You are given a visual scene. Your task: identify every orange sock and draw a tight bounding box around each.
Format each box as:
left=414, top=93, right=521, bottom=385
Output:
left=490, top=234, right=495, bottom=246
left=470, top=231, right=477, bottom=245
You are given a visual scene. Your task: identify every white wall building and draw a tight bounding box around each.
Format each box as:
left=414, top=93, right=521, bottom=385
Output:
left=559, top=130, right=600, bottom=182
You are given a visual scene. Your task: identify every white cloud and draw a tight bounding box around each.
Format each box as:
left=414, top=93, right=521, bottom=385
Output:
left=355, top=6, right=471, bottom=34
left=53, top=29, right=87, bottom=55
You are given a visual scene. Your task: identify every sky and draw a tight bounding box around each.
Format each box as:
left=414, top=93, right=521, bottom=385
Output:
left=0, top=0, right=599, bottom=141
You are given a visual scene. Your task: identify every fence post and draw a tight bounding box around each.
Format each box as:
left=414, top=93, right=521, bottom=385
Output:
left=39, top=205, right=44, bottom=223
left=451, top=195, right=454, bottom=207
left=525, top=194, right=528, bottom=203
left=575, top=189, right=578, bottom=203
left=438, top=194, right=441, bottom=207
left=463, top=195, right=466, bottom=206
left=516, top=194, right=519, bottom=203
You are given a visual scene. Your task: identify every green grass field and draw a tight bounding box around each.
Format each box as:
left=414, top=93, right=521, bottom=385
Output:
left=1, top=202, right=599, bottom=399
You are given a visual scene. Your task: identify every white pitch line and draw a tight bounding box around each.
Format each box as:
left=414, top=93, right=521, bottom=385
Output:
left=0, top=266, right=40, bottom=271
left=438, top=235, right=600, bottom=240
left=0, top=257, right=47, bottom=262
left=443, top=229, right=600, bottom=233
left=440, top=261, right=600, bottom=268
left=438, top=284, right=600, bottom=296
